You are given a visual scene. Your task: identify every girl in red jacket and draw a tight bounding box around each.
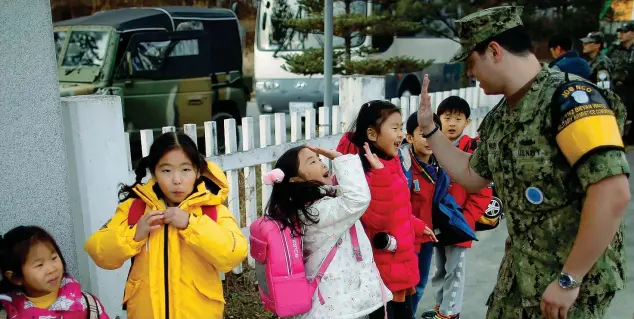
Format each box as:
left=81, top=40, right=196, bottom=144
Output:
left=336, top=100, right=436, bottom=319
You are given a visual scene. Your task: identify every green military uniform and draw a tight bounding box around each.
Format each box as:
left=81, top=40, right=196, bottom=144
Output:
left=450, top=6, right=630, bottom=319
left=608, top=21, right=634, bottom=140
left=580, top=32, right=613, bottom=89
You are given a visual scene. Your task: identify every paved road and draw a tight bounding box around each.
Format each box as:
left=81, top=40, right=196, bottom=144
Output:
left=416, top=152, right=634, bottom=319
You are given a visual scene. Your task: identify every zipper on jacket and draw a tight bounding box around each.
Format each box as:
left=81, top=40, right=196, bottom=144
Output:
left=164, top=224, right=170, bottom=319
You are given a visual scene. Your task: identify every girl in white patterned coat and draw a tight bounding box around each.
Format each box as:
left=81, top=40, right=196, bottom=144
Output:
left=262, top=144, right=392, bottom=319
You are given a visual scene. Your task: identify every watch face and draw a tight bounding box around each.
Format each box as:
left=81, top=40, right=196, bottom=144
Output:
left=559, top=274, right=572, bottom=288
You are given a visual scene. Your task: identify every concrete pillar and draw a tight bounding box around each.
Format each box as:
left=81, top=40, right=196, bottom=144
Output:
left=61, top=95, right=131, bottom=318
left=339, top=75, right=386, bottom=130
left=0, top=0, right=79, bottom=278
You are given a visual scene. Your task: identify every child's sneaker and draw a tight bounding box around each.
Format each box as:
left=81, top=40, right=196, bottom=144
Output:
left=421, top=305, right=439, bottom=318
left=433, top=312, right=460, bottom=319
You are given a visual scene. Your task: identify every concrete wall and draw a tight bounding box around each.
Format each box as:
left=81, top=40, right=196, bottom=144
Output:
left=0, top=0, right=79, bottom=278
left=61, top=95, right=132, bottom=319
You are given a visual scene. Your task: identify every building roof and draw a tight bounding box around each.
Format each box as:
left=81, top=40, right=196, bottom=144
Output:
left=54, top=6, right=237, bottom=31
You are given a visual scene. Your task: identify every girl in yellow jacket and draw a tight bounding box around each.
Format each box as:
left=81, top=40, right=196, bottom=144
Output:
left=85, top=132, right=247, bottom=319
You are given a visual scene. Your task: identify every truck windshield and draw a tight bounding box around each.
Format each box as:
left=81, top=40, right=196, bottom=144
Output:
left=54, top=31, right=67, bottom=61
left=61, top=31, right=110, bottom=67
left=258, top=0, right=367, bottom=51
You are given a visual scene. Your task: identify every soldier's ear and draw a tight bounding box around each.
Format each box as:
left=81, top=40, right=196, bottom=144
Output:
left=489, top=41, right=503, bottom=62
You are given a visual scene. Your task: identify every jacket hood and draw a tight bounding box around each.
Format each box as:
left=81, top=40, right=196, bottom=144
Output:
left=133, top=161, right=229, bottom=210
left=336, top=132, right=359, bottom=155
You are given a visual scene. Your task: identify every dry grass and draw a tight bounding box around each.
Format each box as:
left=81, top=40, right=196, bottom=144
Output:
left=222, top=270, right=278, bottom=319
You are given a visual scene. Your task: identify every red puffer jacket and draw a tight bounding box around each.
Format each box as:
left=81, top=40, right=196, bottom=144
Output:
left=336, top=133, right=428, bottom=292
left=451, top=135, right=493, bottom=248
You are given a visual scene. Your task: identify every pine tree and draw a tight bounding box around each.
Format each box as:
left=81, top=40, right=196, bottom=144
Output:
left=393, top=0, right=612, bottom=42
left=272, top=0, right=434, bottom=75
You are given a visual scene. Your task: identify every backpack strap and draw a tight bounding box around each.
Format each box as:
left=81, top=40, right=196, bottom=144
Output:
left=349, top=224, right=362, bottom=261
left=127, top=198, right=147, bottom=226
left=310, top=224, right=361, bottom=304
left=398, top=147, right=414, bottom=190
left=201, top=206, right=218, bottom=222
left=82, top=292, right=99, bottom=319
left=311, top=238, right=341, bottom=305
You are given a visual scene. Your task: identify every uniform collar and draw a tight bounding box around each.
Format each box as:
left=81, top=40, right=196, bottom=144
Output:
left=501, top=64, right=549, bottom=124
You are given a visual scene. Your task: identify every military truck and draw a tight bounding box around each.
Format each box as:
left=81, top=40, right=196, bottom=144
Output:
left=54, top=6, right=248, bottom=158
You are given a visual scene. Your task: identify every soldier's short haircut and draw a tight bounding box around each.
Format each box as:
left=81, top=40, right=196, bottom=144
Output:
left=474, top=26, right=533, bottom=57
left=548, top=35, right=572, bottom=51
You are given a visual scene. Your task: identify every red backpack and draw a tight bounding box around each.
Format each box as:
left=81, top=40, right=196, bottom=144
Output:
left=122, top=199, right=218, bottom=310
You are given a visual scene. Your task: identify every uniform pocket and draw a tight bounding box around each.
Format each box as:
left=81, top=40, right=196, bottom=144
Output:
left=512, top=155, right=554, bottom=181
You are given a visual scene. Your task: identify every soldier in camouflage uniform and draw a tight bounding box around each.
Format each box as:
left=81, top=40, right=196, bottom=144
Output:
left=580, top=32, right=613, bottom=89
left=608, top=21, right=634, bottom=142
left=416, top=6, right=631, bottom=319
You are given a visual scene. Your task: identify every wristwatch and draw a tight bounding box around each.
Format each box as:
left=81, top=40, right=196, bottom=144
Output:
left=558, top=272, right=582, bottom=289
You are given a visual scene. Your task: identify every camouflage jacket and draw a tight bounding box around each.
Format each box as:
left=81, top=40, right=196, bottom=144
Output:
left=470, top=63, right=629, bottom=307
left=588, top=52, right=613, bottom=86
left=607, top=42, right=634, bottom=85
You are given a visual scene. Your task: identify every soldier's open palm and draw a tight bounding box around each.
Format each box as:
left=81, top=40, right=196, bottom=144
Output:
left=417, top=74, right=434, bottom=130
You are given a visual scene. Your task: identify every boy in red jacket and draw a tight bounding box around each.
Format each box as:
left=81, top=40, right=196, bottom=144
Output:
left=421, top=96, right=493, bottom=319
left=399, top=113, right=443, bottom=316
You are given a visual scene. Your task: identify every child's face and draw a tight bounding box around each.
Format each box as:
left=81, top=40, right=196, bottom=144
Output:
left=153, top=148, right=199, bottom=206
left=294, top=148, right=332, bottom=185
left=369, top=112, right=404, bottom=157
left=19, top=241, right=64, bottom=297
left=439, top=111, right=470, bottom=141
left=406, top=127, right=433, bottom=158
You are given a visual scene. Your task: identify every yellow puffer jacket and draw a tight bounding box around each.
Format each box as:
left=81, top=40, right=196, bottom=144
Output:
left=85, top=162, right=247, bottom=319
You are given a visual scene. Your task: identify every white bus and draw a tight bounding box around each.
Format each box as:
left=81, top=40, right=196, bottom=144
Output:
left=254, top=0, right=464, bottom=114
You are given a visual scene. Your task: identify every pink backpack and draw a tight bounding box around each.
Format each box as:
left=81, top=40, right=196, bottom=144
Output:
left=249, top=217, right=361, bottom=317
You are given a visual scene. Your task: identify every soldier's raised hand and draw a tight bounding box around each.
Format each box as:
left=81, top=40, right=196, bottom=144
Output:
left=417, top=74, right=434, bottom=132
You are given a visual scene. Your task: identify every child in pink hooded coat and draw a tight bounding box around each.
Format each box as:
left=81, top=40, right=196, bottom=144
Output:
left=0, top=226, right=109, bottom=319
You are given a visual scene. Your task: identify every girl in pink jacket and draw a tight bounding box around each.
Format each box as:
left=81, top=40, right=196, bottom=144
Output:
left=0, top=226, right=109, bottom=319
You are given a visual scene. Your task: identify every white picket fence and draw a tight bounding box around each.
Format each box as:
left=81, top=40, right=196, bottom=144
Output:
left=125, top=87, right=502, bottom=275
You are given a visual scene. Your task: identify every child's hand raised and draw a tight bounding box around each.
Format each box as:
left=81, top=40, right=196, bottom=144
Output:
left=307, top=145, right=343, bottom=160
left=423, top=226, right=438, bottom=243
left=133, top=210, right=164, bottom=242
left=363, top=142, right=384, bottom=169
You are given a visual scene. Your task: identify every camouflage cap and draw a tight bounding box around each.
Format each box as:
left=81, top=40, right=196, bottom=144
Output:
left=617, top=21, right=634, bottom=33
left=450, top=6, right=524, bottom=63
left=580, top=31, right=604, bottom=44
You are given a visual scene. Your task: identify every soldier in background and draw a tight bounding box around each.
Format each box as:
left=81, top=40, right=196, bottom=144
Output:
left=580, top=32, right=613, bottom=89
left=608, top=21, right=634, bottom=142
